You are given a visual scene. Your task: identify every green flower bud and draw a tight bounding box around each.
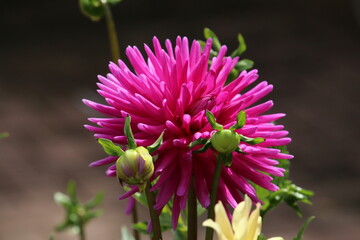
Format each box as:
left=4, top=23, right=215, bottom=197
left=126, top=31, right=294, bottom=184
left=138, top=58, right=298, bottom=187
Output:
left=116, top=147, right=154, bottom=189
left=210, top=129, right=240, bottom=154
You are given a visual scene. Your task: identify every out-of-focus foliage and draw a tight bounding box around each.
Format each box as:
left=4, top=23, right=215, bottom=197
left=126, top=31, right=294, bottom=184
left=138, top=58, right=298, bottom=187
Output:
left=0, top=132, right=9, bottom=139
left=199, top=28, right=254, bottom=84
left=254, top=145, right=314, bottom=218
left=79, top=0, right=122, bottom=21
left=54, top=180, right=103, bottom=235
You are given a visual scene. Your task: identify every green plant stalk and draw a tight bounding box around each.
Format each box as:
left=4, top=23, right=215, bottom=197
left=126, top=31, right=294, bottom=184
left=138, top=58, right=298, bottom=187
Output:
left=103, top=2, right=120, bottom=61
left=145, top=181, right=163, bottom=240
left=79, top=216, right=85, bottom=240
left=187, top=176, right=197, bottom=240
left=205, top=154, right=224, bottom=240
left=132, top=202, right=140, bottom=240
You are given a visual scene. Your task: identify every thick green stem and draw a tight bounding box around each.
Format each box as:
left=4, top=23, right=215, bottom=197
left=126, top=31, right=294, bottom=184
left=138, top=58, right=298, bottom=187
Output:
left=205, top=154, right=224, bottom=240
left=144, top=181, right=162, bottom=240
left=187, top=176, right=197, bottom=240
left=132, top=201, right=140, bottom=240
left=103, top=2, right=120, bottom=61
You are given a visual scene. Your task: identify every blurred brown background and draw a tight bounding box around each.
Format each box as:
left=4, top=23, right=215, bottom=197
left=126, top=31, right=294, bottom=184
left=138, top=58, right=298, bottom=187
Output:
left=0, top=0, right=359, bottom=239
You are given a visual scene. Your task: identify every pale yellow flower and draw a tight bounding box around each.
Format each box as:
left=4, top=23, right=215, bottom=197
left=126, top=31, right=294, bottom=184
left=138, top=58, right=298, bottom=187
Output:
left=202, top=195, right=284, bottom=240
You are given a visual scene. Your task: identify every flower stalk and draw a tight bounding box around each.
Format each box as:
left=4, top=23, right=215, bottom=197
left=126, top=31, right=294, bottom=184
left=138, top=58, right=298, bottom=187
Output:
left=102, top=1, right=120, bottom=61
left=144, top=181, right=162, bottom=240
left=187, top=176, right=197, bottom=240
left=131, top=203, right=140, bottom=240
left=205, top=153, right=225, bottom=240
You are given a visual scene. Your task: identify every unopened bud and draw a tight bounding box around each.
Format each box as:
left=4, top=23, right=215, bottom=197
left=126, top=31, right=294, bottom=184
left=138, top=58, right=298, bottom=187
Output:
left=210, top=129, right=240, bottom=154
left=116, top=147, right=154, bottom=188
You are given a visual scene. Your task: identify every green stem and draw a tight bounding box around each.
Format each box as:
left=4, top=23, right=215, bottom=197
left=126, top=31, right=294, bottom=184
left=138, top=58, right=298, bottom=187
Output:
left=187, top=176, right=197, bottom=240
left=144, top=181, right=162, bottom=240
left=79, top=218, right=85, bottom=240
left=132, top=201, right=140, bottom=240
left=205, top=154, right=224, bottom=240
left=103, top=2, right=120, bottom=62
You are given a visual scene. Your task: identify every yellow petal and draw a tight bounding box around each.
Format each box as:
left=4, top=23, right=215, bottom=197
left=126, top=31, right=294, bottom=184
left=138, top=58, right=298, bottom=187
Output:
left=203, top=219, right=228, bottom=240
left=245, top=203, right=261, bottom=240
left=215, top=201, right=235, bottom=240
left=267, top=237, right=284, bottom=240
left=232, top=195, right=252, bottom=240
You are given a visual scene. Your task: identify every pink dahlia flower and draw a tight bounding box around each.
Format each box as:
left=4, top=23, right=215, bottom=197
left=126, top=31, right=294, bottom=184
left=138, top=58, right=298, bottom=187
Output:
left=84, top=36, right=293, bottom=227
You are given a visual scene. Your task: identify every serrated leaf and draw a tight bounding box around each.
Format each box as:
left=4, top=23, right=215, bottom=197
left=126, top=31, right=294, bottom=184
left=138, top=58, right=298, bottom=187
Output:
left=293, top=216, right=315, bottom=240
left=124, top=115, right=137, bottom=149
left=205, top=110, right=223, bottom=130
left=236, top=59, right=254, bottom=71
left=230, top=111, right=246, bottom=130
left=147, top=130, right=165, bottom=154
left=204, top=28, right=221, bottom=51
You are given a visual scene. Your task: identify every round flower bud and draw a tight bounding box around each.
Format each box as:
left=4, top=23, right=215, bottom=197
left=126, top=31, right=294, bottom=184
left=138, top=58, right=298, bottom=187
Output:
left=116, top=146, right=154, bottom=187
left=210, top=129, right=240, bottom=154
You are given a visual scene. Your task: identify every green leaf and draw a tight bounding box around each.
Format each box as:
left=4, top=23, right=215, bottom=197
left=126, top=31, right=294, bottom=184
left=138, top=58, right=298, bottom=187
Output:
left=258, top=234, right=266, bottom=240
left=98, top=138, right=124, bottom=156
left=198, top=40, right=206, bottom=48
left=147, top=130, right=165, bottom=154
left=107, top=0, right=122, bottom=4
left=124, top=115, right=137, bottom=149
left=49, top=233, right=55, bottom=240
left=230, top=111, right=246, bottom=130
left=84, top=192, right=104, bottom=210
left=188, top=138, right=208, bottom=149
left=236, top=59, right=254, bottom=71
left=237, top=34, right=247, bottom=55
left=79, top=0, right=105, bottom=22
left=193, top=141, right=212, bottom=153
left=240, top=135, right=264, bottom=145
left=205, top=110, right=223, bottom=130
left=293, top=216, right=315, bottom=240
left=132, top=191, right=148, bottom=207
left=132, top=222, right=149, bottom=235
left=55, top=220, right=71, bottom=232
left=0, top=132, right=9, bottom=139
left=204, top=28, right=221, bottom=51
left=67, top=180, right=77, bottom=202
left=223, top=154, right=233, bottom=167
left=83, top=209, right=103, bottom=222
left=54, top=192, right=71, bottom=207
left=121, top=226, right=135, bottom=240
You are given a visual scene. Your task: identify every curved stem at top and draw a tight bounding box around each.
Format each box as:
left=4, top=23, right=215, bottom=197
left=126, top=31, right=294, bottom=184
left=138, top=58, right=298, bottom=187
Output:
left=102, top=1, right=120, bottom=61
